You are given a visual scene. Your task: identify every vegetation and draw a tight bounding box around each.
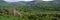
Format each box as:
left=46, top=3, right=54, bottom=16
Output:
left=0, top=0, right=60, bottom=20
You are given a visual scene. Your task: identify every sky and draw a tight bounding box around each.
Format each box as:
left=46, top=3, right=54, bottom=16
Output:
left=42, top=0, right=53, bottom=1
left=4, top=0, right=34, bottom=2
left=4, top=0, right=53, bottom=2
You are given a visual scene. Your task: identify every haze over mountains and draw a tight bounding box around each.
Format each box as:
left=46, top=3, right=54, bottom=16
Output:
left=0, top=0, right=60, bottom=6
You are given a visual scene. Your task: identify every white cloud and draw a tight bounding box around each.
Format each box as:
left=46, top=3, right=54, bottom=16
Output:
left=42, top=0, right=53, bottom=1
left=4, top=0, right=33, bottom=2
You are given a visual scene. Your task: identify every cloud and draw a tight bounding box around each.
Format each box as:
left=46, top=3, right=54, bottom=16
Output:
left=42, top=0, right=53, bottom=1
left=4, top=0, right=33, bottom=2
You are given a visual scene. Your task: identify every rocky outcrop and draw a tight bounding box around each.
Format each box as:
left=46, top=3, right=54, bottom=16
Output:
left=0, top=8, right=21, bottom=16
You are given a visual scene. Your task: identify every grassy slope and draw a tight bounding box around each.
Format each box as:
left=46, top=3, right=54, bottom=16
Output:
left=0, top=10, right=60, bottom=20
left=0, top=6, right=60, bottom=20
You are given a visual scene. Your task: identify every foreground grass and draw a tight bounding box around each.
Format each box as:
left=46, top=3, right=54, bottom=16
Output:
left=0, top=15, right=60, bottom=20
left=0, top=11, right=60, bottom=20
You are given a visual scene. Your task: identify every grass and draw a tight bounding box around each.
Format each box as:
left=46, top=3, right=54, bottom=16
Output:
left=0, top=15, right=59, bottom=20
left=0, top=10, right=60, bottom=20
left=0, top=8, right=60, bottom=20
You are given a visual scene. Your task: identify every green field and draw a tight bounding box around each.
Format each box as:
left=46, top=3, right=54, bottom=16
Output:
left=0, top=10, right=60, bottom=20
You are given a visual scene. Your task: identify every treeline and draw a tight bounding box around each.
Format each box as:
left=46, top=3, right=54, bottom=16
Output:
left=0, top=0, right=60, bottom=12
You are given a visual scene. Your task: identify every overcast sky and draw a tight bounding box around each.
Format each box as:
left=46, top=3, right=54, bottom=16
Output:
left=4, top=0, right=53, bottom=2
left=4, top=0, right=34, bottom=2
left=42, top=0, right=53, bottom=1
